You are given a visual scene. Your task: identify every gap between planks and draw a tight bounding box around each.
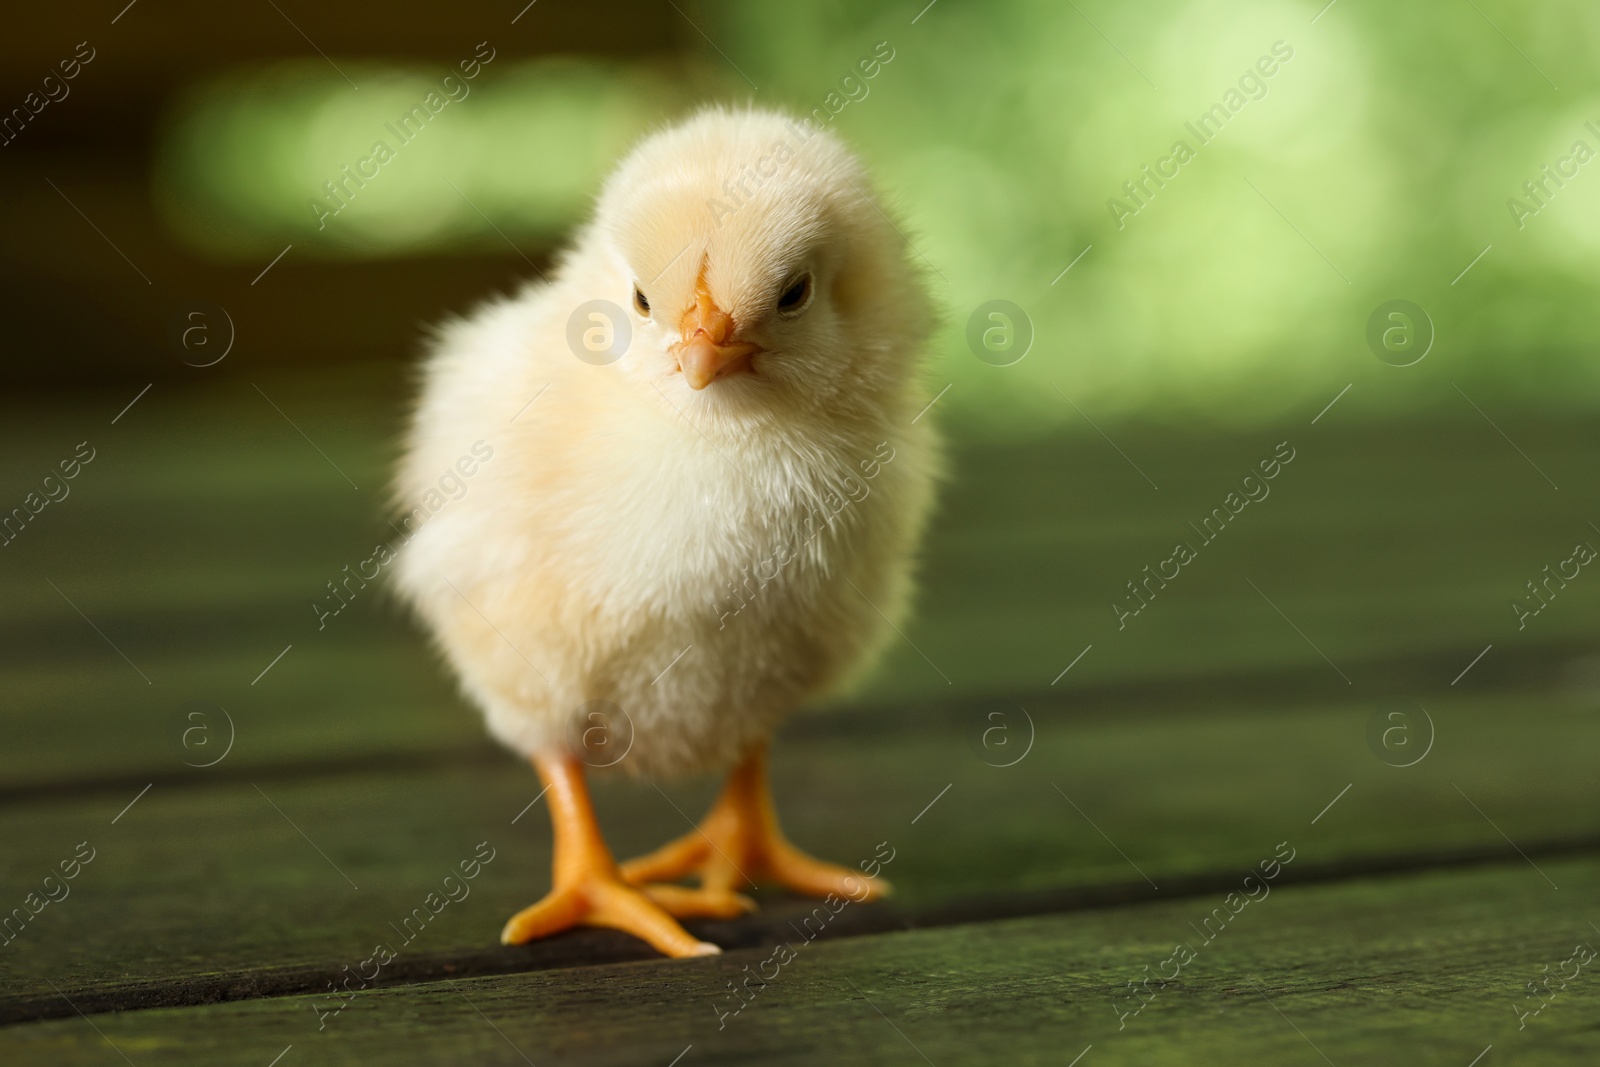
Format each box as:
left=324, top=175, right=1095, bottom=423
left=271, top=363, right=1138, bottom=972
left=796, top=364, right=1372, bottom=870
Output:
left=5, top=829, right=1599, bottom=1028
left=0, top=639, right=1587, bottom=809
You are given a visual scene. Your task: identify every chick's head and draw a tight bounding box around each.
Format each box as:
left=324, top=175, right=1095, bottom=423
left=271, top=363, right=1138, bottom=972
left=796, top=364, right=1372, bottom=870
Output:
left=584, top=107, right=931, bottom=427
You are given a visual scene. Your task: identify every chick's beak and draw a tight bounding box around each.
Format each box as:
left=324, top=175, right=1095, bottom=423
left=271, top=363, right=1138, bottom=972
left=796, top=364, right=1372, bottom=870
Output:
left=674, top=287, right=761, bottom=390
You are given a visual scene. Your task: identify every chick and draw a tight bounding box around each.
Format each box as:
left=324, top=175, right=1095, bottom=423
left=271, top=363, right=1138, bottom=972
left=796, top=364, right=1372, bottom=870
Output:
left=394, top=107, right=939, bottom=958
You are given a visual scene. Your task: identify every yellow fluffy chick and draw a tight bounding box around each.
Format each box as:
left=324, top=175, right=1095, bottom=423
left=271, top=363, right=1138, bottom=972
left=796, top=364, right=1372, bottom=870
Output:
left=393, top=106, right=939, bottom=958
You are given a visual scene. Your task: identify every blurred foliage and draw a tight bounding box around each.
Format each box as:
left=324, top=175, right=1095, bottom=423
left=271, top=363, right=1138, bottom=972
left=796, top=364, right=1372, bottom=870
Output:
left=721, top=0, right=1600, bottom=431
left=153, top=0, right=1600, bottom=431
left=154, top=57, right=685, bottom=257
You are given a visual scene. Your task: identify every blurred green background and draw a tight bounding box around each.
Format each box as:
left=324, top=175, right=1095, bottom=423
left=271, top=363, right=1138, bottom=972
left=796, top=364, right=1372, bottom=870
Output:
left=0, top=0, right=1595, bottom=742
left=7, top=0, right=1600, bottom=425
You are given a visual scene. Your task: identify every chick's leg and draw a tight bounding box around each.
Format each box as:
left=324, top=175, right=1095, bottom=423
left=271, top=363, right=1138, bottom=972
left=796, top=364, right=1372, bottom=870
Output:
left=622, top=742, right=890, bottom=904
left=501, top=752, right=721, bottom=958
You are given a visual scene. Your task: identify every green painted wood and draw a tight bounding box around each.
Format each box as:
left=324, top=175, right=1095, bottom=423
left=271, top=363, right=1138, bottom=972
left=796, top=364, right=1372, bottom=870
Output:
left=1, top=687, right=1595, bottom=1019
left=2, top=378, right=1597, bottom=787
left=6, top=856, right=1597, bottom=1065
left=2, top=376, right=1597, bottom=1052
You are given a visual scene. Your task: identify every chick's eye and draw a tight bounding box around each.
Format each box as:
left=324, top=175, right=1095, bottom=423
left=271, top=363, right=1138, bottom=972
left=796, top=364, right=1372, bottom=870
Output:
left=777, top=274, right=812, bottom=313
left=633, top=285, right=650, bottom=316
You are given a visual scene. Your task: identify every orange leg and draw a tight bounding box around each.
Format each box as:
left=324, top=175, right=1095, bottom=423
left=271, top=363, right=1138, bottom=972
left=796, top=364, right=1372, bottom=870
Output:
left=621, top=742, right=890, bottom=903
left=501, top=752, right=721, bottom=958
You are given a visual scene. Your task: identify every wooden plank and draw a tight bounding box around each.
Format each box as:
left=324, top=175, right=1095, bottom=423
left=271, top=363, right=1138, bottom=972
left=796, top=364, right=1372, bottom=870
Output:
left=1, top=686, right=1595, bottom=1019
left=3, top=382, right=1597, bottom=785
left=5, top=856, right=1596, bottom=1064
left=914, top=416, right=1600, bottom=697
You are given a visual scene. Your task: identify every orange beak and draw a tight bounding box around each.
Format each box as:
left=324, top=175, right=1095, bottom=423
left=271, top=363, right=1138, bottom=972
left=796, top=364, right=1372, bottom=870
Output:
left=674, top=280, right=761, bottom=390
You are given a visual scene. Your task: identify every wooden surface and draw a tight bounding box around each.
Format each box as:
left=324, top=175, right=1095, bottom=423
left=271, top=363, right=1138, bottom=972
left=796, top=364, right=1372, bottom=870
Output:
left=2, top=375, right=1598, bottom=1063
left=9, top=861, right=1598, bottom=1066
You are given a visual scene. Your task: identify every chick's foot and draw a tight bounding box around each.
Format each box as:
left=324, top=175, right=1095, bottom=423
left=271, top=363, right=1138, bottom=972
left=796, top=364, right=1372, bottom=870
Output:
left=503, top=752, right=720, bottom=958
left=639, top=883, right=756, bottom=919
left=621, top=742, right=891, bottom=903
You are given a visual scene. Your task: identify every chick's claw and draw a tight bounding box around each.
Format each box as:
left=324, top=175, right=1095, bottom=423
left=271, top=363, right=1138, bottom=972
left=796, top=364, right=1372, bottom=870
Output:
left=501, top=876, right=720, bottom=959
left=620, top=743, right=892, bottom=904
left=619, top=832, right=712, bottom=886
left=624, top=829, right=889, bottom=903
left=638, top=883, right=757, bottom=919
left=499, top=887, right=585, bottom=944
left=762, top=841, right=892, bottom=902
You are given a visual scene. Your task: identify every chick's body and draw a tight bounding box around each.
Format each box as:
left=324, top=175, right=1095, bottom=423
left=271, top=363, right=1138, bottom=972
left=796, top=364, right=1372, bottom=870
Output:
left=395, top=109, right=938, bottom=781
